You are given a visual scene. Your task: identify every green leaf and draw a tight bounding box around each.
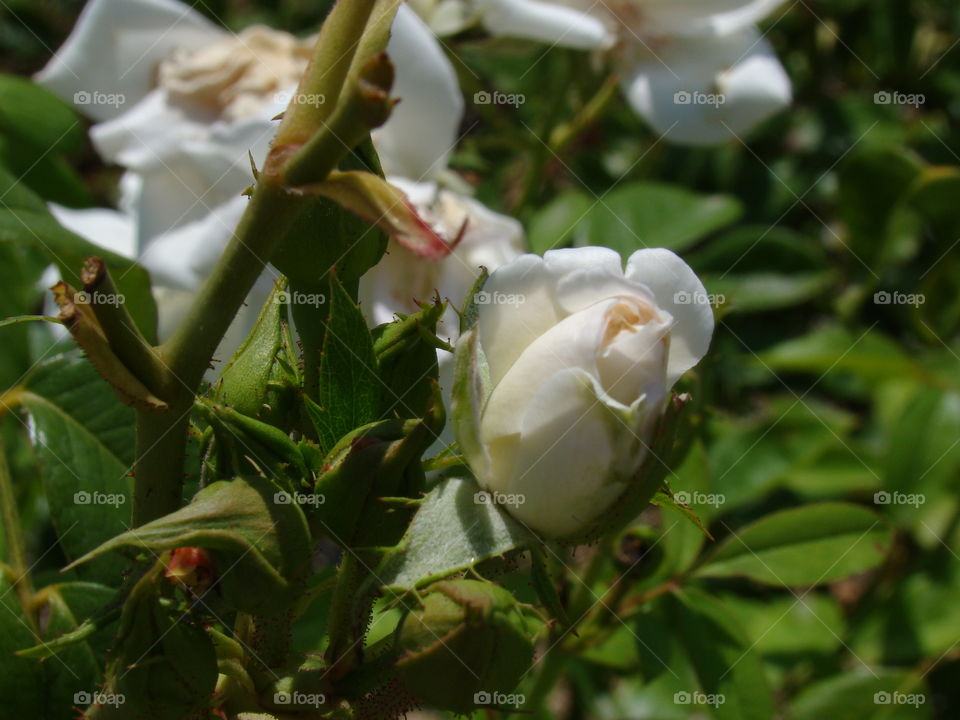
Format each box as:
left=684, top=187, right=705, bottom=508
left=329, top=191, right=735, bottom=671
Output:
left=720, top=592, right=845, bottom=661
left=695, top=503, right=891, bottom=587
left=692, top=226, right=835, bottom=313
left=883, top=387, right=960, bottom=518
left=31, top=581, right=114, bottom=712
left=836, top=145, right=923, bottom=269
left=527, top=190, right=594, bottom=254
left=790, top=670, right=930, bottom=720
left=376, top=477, right=534, bottom=590
left=668, top=588, right=776, bottom=720
left=758, top=324, right=920, bottom=386
left=67, top=475, right=311, bottom=616
left=0, top=567, right=45, bottom=715
left=0, top=74, right=84, bottom=155
left=18, top=352, right=134, bottom=585
left=707, top=397, right=868, bottom=510
left=0, top=165, right=158, bottom=340
left=580, top=181, right=741, bottom=255
left=658, top=440, right=713, bottom=576
left=304, top=274, right=379, bottom=450
left=0, top=244, right=44, bottom=389
left=0, top=74, right=89, bottom=206
left=850, top=560, right=960, bottom=665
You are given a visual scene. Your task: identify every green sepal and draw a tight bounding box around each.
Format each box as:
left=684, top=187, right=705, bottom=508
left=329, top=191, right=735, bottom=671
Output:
left=367, top=579, right=533, bottom=715
left=372, top=298, right=446, bottom=418
left=309, top=381, right=445, bottom=548
left=271, top=138, right=387, bottom=288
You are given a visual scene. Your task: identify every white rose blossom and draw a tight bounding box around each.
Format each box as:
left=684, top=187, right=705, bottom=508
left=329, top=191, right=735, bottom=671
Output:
left=452, top=246, right=714, bottom=538
left=37, top=0, right=522, bottom=360
left=415, top=0, right=792, bottom=144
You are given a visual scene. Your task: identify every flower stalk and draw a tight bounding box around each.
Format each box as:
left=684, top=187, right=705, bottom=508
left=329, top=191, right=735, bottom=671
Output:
left=132, top=0, right=399, bottom=527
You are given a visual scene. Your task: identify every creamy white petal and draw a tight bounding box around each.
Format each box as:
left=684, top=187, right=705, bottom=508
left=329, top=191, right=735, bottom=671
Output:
left=90, top=88, right=216, bottom=167
left=416, top=0, right=475, bottom=35
left=544, top=246, right=657, bottom=316
left=487, top=369, right=623, bottom=537
left=626, top=0, right=789, bottom=37
left=118, top=123, right=263, bottom=247
left=374, top=5, right=465, bottom=180
left=482, top=297, right=616, bottom=440
left=35, top=0, right=224, bottom=121
left=360, top=177, right=524, bottom=334
left=478, top=0, right=613, bottom=50
left=477, top=254, right=564, bottom=386
left=48, top=203, right=137, bottom=259
left=625, top=248, right=713, bottom=385
left=620, top=29, right=791, bottom=145
left=138, top=194, right=248, bottom=292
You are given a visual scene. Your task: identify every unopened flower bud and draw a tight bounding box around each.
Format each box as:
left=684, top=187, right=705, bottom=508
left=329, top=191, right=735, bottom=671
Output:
left=452, top=247, right=713, bottom=539
left=388, top=579, right=532, bottom=714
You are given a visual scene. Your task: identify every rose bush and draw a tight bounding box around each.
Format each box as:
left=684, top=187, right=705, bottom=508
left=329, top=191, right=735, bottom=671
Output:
left=453, top=246, right=714, bottom=537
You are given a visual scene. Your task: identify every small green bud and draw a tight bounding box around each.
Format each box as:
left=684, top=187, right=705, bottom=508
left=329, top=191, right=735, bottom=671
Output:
left=215, top=280, right=299, bottom=429
left=388, top=580, right=533, bottom=714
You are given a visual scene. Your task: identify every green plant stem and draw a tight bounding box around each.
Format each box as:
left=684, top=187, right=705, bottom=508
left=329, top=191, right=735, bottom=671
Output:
left=515, top=51, right=575, bottom=213
left=131, top=181, right=303, bottom=526
left=163, top=182, right=302, bottom=391
left=549, top=73, right=619, bottom=155
left=132, top=406, right=192, bottom=526
left=131, top=2, right=395, bottom=528
left=272, top=0, right=380, bottom=152
left=81, top=256, right=169, bottom=397
left=0, top=435, right=33, bottom=618
left=324, top=552, right=367, bottom=679
left=567, top=536, right=613, bottom=620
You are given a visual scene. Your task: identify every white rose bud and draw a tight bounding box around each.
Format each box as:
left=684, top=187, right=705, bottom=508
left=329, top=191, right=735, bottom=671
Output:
left=452, top=247, right=714, bottom=538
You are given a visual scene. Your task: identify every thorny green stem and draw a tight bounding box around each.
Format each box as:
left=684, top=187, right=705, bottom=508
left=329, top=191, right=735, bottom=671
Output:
left=132, top=0, right=387, bottom=527
left=133, top=182, right=302, bottom=526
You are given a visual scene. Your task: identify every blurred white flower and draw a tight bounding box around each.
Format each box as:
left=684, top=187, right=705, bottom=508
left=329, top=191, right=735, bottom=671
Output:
left=416, top=0, right=792, bottom=144
left=452, top=246, right=714, bottom=538
left=37, top=0, right=522, bottom=361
